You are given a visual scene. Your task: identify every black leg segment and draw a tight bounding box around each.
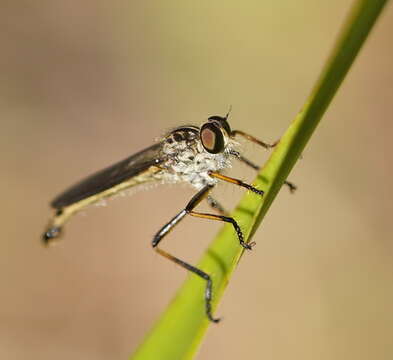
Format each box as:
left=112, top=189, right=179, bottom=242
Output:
left=283, top=180, right=297, bottom=193
left=152, top=185, right=222, bottom=322
left=155, top=247, right=219, bottom=323
left=229, top=150, right=297, bottom=194
left=208, top=171, right=264, bottom=196
left=188, top=211, right=255, bottom=250
left=151, top=184, right=255, bottom=322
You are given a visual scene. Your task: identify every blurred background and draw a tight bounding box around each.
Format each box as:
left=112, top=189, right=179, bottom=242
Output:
left=1, top=1, right=392, bottom=359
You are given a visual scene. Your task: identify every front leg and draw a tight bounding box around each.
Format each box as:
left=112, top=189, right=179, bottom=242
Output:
left=208, top=171, right=265, bottom=195
left=229, top=150, right=297, bottom=193
left=231, top=130, right=278, bottom=149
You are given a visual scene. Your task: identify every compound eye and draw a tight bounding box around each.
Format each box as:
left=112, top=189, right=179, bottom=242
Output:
left=208, top=115, right=226, bottom=122
left=207, top=115, right=232, bottom=135
left=200, top=123, right=225, bottom=154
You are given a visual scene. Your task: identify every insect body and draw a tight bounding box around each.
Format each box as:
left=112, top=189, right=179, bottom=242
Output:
left=43, top=114, right=295, bottom=322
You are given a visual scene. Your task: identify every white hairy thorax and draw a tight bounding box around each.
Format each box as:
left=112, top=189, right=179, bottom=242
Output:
left=158, top=126, right=236, bottom=190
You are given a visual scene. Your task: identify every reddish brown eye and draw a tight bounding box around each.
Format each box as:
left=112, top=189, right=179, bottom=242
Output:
left=201, top=128, right=215, bottom=150
left=200, top=123, right=225, bottom=154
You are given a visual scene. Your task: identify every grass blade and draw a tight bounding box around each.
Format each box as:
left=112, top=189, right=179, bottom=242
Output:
left=131, top=1, right=389, bottom=359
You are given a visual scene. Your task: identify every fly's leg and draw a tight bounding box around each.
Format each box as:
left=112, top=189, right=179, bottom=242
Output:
left=283, top=180, right=297, bottom=193
left=152, top=184, right=252, bottom=322
left=229, top=150, right=297, bottom=193
left=231, top=130, right=278, bottom=149
left=188, top=211, right=255, bottom=250
left=154, top=246, right=218, bottom=323
left=186, top=183, right=254, bottom=250
left=152, top=185, right=219, bottom=322
left=208, top=171, right=265, bottom=195
left=230, top=129, right=297, bottom=192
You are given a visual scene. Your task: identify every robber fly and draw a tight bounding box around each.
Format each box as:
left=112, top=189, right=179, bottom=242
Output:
left=43, top=113, right=296, bottom=322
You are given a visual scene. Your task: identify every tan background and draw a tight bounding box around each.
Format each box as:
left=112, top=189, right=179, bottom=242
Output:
left=1, top=1, right=392, bottom=359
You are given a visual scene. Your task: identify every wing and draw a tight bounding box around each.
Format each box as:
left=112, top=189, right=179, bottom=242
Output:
left=51, top=142, right=164, bottom=209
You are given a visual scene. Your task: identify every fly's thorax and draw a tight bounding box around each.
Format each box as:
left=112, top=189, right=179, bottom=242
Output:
left=160, top=127, right=236, bottom=189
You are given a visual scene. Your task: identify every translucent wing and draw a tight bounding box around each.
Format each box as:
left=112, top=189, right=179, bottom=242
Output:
left=51, top=142, right=164, bottom=209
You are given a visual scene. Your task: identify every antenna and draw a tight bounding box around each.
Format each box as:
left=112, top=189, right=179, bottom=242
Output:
left=225, top=105, right=232, bottom=120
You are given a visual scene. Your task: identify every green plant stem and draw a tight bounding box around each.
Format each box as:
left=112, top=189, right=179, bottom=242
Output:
left=131, top=1, right=389, bottom=359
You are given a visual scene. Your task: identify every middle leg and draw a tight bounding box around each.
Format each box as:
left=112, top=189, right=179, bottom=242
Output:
left=229, top=150, right=297, bottom=193
left=152, top=184, right=253, bottom=322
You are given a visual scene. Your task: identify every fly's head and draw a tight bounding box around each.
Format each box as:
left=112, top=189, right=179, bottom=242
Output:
left=200, top=115, right=232, bottom=154
left=161, top=116, right=236, bottom=188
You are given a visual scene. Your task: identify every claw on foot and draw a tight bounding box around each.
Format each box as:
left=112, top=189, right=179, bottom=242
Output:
left=208, top=314, right=221, bottom=323
left=241, top=241, right=256, bottom=250
left=284, top=181, right=297, bottom=194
